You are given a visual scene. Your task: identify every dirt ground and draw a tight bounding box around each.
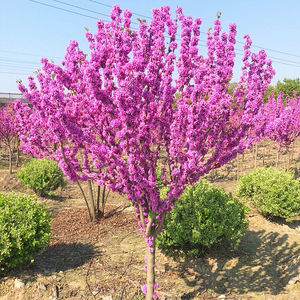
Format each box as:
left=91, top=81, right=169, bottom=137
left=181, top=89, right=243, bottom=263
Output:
left=1, top=141, right=300, bottom=299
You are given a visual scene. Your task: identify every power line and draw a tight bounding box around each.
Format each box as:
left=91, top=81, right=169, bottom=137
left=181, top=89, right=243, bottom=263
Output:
left=29, top=0, right=110, bottom=22
left=0, top=58, right=41, bottom=66
left=0, top=50, right=63, bottom=60
left=53, top=0, right=140, bottom=26
left=86, top=0, right=300, bottom=60
left=263, top=56, right=300, bottom=66
left=235, top=41, right=300, bottom=59
left=31, top=0, right=300, bottom=64
left=88, top=0, right=152, bottom=20
left=52, top=0, right=130, bottom=23
left=0, top=71, right=36, bottom=76
left=232, top=49, right=300, bottom=67
left=1, top=56, right=299, bottom=81
left=233, top=52, right=300, bottom=68
left=0, top=65, right=38, bottom=71
left=20, top=0, right=300, bottom=69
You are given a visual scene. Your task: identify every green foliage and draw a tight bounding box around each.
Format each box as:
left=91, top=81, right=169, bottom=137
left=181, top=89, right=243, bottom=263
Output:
left=157, top=180, right=249, bottom=255
left=237, top=167, right=300, bottom=222
left=0, top=193, right=52, bottom=269
left=155, top=166, right=164, bottom=188
left=263, top=84, right=275, bottom=103
left=275, top=78, right=300, bottom=98
left=228, top=82, right=274, bottom=103
left=17, top=158, right=66, bottom=196
left=228, top=81, right=238, bottom=96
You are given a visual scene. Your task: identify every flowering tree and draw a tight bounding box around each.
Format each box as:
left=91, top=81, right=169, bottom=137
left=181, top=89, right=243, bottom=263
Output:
left=13, top=91, right=109, bottom=222
left=0, top=102, right=18, bottom=174
left=258, top=91, right=300, bottom=169
left=15, top=5, right=275, bottom=298
left=263, top=92, right=300, bottom=148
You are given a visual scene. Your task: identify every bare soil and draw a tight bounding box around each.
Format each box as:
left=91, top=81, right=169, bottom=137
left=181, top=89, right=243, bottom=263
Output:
left=1, top=141, right=300, bottom=299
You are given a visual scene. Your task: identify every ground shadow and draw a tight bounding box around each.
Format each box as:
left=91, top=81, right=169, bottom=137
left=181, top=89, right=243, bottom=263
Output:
left=162, top=229, right=300, bottom=299
left=104, top=204, right=131, bottom=219
left=0, top=242, right=101, bottom=281
left=268, top=216, right=300, bottom=230
left=43, top=194, right=69, bottom=203
left=34, top=242, right=101, bottom=274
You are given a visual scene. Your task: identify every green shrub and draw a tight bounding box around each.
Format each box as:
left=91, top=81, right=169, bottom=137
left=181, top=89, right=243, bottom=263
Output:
left=237, top=167, right=300, bottom=222
left=157, top=180, right=249, bottom=255
left=17, top=158, right=66, bottom=196
left=0, top=193, right=52, bottom=269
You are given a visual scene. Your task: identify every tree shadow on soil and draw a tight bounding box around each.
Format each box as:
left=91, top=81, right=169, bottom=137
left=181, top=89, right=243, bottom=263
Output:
left=43, top=194, right=69, bottom=203
left=269, top=216, right=300, bottom=230
left=163, top=230, right=300, bottom=299
left=1, top=242, right=101, bottom=281
left=104, top=204, right=131, bottom=219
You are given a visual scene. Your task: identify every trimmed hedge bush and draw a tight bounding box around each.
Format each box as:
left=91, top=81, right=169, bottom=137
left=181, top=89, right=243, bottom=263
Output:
left=0, top=193, right=52, bottom=269
left=157, top=180, right=249, bottom=255
left=237, top=167, right=300, bottom=222
left=17, top=158, right=65, bottom=196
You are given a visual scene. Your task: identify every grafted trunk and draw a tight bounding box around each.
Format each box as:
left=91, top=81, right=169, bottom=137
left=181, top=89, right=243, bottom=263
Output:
left=143, top=210, right=164, bottom=299
left=146, top=237, right=155, bottom=299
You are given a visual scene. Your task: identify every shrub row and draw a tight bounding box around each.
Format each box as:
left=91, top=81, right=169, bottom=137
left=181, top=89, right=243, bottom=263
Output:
left=157, top=179, right=249, bottom=255
left=0, top=193, right=52, bottom=269
left=237, top=167, right=300, bottom=222
left=17, top=158, right=65, bottom=196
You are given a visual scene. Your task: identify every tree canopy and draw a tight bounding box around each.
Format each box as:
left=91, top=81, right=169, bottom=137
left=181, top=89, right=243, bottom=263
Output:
left=275, top=78, right=300, bottom=98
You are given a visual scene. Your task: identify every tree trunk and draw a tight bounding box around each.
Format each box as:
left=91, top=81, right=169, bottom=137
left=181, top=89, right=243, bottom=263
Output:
left=76, top=181, right=93, bottom=222
left=236, top=153, right=240, bottom=181
left=60, top=141, right=93, bottom=222
left=88, top=180, right=96, bottom=221
left=287, top=151, right=291, bottom=172
left=8, top=147, right=12, bottom=174
left=146, top=237, right=156, bottom=300
left=291, top=142, right=294, bottom=165
left=96, top=185, right=101, bottom=217
left=101, top=184, right=106, bottom=217
left=276, top=145, right=280, bottom=168
left=254, top=142, right=258, bottom=169
left=16, top=138, right=20, bottom=167
left=141, top=209, right=164, bottom=299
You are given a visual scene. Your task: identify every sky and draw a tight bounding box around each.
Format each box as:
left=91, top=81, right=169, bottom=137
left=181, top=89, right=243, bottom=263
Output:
left=0, top=0, right=300, bottom=94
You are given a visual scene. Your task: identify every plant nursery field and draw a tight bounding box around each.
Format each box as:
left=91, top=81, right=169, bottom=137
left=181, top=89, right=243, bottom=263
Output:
left=1, top=140, right=300, bottom=299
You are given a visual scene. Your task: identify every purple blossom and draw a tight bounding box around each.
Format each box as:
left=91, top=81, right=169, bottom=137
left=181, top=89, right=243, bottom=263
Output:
left=14, top=4, right=276, bottom=298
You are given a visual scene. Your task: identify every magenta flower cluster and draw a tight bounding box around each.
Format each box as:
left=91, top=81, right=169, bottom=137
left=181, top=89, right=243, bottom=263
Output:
left=14, top=4, right=276, bottom=298
left=257, top=92, right=300, bottom=149
left=0, top=102, right=17, bottom=148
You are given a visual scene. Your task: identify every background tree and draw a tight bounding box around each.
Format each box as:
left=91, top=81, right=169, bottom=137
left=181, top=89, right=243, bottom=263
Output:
left=263, top=84, right=275, bottom=102
left=15, top=5, right=275, bottom=298
left=258, top=91, right=300, bottom=169
left=275, top=78, right=300, bottom=98
left=0, top=102, right=17, bottom=174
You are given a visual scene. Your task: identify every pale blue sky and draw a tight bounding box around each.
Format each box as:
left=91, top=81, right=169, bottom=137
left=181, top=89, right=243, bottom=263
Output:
left=1, top=0, right=299, bottom=93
